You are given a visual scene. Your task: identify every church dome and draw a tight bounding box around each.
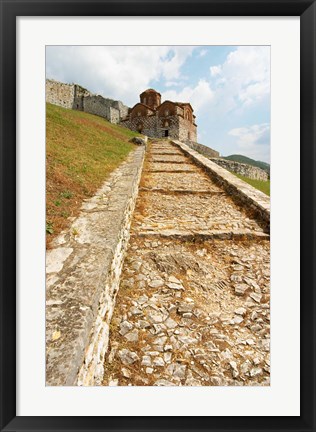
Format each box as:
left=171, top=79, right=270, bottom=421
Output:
left=140, top=89, right=161, bottom=110
left=140, top=88, right=161, bottom=96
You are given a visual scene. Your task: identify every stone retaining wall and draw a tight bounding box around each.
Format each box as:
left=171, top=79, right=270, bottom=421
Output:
left=211, top=158, right=269, bottom=181
left=172, top=140, right=270, bottom=227
left=185, top=140, right=220, bottom=159
left=46, top=146, right=145, bottom=386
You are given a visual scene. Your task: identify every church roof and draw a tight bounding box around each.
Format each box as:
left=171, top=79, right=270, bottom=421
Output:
left=158, top=100, right=194, bottom=112
left=130, top=102, right=155, bottom=112
left=140, top=88, right=161, bottom=96
left=174, top=102, right=194, bottom=111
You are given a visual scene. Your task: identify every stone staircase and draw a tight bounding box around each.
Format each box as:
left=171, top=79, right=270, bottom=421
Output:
left=102, top=139, right=270, bottom=386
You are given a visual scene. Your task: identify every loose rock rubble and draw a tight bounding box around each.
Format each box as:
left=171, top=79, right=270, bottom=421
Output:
left=103, top=139, right=270, bottom=386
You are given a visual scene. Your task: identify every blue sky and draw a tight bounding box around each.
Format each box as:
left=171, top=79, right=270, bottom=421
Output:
left=46, top=46, right=270, bottom=163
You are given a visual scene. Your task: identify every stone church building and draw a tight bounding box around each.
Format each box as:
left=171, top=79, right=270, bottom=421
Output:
left=120, top=89, right=197, bottom=142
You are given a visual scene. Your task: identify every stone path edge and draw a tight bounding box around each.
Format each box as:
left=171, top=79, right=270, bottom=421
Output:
left=172, top=140, right=270, bottom=228
left=46, top=146, right=145, bottom=386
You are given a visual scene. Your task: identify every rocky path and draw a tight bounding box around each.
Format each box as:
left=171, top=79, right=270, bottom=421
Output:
left=103, top=140, right=270, bottom=386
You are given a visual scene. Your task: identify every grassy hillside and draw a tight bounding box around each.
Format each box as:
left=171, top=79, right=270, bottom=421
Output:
left=46, top=103, right=139, bottom=248
left=234, top=173, right=270, bottom=196
left=224, top=154, right=270, bottom=174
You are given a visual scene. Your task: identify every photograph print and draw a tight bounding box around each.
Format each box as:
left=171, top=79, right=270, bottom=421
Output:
left=45, top=45, right=270, bottom=387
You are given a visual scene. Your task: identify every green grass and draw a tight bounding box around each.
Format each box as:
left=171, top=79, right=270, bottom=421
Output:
left=234, top=173, right=270, bottom=196
left=46, top=103, right=139, bottom=247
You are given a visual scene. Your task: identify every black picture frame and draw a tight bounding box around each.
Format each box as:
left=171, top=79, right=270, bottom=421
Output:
left=1, top=0, right=315, bottom=431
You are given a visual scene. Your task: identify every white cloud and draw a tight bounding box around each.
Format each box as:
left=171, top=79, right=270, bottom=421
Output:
left=211, top=46, right=270, bottom=113
left=160, top=46, right=195, bottom=81
left=162, top=79, right=214, bottom=114
left=210, top=65, right=222, bottom=76
left=228, top=123, right=270, bottom=161
left=46, top=46, right=195, bottom=106
left=165, top=81, right=183, bottom=87
left=198, top=49, right=207, bottom=57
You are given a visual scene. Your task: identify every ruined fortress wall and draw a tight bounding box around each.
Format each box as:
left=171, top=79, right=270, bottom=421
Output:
left=211, top=158, right=269, bottom=181
left=83, top=96, right=127, bottom=124
left=113, top=101, right=129, bottom=120
left=83, top=95, right=112, bottom=121
left=185, top=140, right=219, bottom=158
left=46, top=79, right=75, bottom=109
left=109, top=107, right=120, bottom=124
left=46, top=79, right=129, bottom=123
left=73, top=85, right=91, bottom=110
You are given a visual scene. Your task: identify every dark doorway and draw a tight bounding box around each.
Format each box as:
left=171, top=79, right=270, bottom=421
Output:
left=164, top=130, right=169, bottom=137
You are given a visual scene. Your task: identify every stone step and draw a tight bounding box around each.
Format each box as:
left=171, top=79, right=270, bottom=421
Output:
left=143, top=169, right=198, bottom=174
left=135, top=230, right=270, bottom=241
left=133, top=191, right=267, bottom=234
left=146, top=163, right=197, bottom=170
left=150, top=151, right=183, bottom=155
left=147, top=160, right=190, bottom=164
left=102, top=138, right=270, bottom=388
left=139, top=187, right=226, bottom=195
left=141, top=172, right=222, bottom=191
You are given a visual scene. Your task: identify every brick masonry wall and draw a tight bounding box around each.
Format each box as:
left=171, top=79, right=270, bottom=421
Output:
left=158, top=115, right=180, bottom=139
left=121, top=114, right=197, bottom=141
left=211, top=158, right=269, bottom=181
left=178, top=117, right=197, bottom=142
left=121, top=115, right=157, bottom=136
